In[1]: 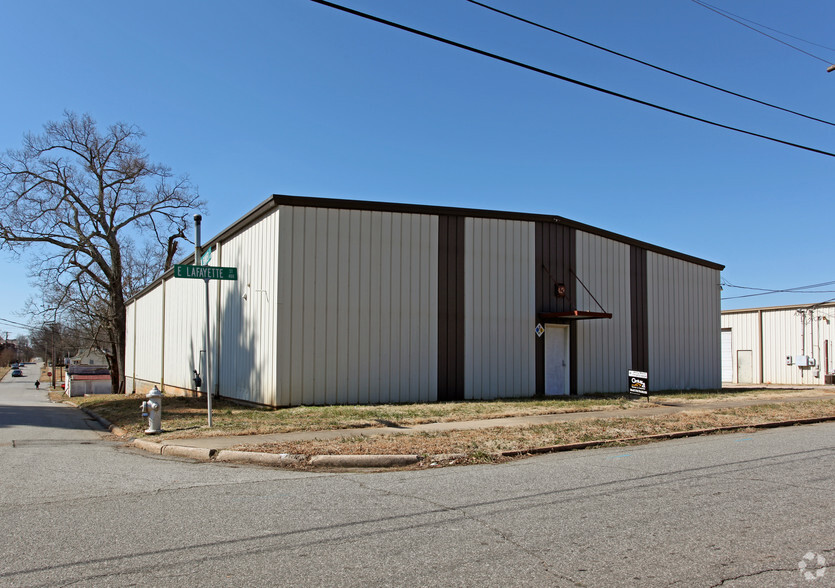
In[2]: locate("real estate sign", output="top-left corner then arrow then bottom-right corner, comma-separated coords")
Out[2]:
628,370 -> 649,396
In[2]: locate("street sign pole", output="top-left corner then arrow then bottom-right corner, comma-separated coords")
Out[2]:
178,217 -> 238,427
194,214 -> 212,427
205,275 -> 211,424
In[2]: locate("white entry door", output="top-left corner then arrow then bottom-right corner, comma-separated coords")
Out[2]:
545,325 -> 569,395
737,350 -> 753,384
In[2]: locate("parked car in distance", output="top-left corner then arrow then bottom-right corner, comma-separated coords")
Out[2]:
11,369 -> 23,377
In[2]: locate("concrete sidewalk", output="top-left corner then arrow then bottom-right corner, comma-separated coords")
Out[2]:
151,390 -> 835,451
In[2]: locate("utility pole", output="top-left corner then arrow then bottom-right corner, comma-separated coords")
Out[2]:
49,323 -> 57,389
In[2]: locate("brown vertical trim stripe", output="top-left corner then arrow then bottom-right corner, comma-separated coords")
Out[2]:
535,221 -> 577,395
437,215 -> 466,401
630,246 -> 649,373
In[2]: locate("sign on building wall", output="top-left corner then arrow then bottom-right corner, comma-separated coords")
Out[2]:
628,370 -> 649,397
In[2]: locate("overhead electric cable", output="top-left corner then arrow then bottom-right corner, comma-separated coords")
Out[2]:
0,317 -> 37,329
308,0 -> 835,159
722,278 -> 835,292
692,0 -> 835,53
466,0 -> 835,128
722,291 -> 835,301
690,0 -> 833,65
720,278 -> 835,300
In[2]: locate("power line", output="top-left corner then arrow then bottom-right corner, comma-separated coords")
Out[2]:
466,0 -> 835,128
690,0 -> 833,65
722,291 -> 835,301
693,0 -> 835,54
308,0 -> 835,159
0,317 -> 37,329
721,278 -> 835,300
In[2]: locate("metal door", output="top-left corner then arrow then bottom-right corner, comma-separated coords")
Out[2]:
545,325 -> 569,395
737,350 -> 753,384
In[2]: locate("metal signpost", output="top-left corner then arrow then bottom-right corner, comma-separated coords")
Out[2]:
173,215 -> 238,427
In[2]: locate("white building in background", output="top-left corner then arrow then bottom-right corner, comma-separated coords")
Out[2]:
125,195 -> 724,407
721,303 -> 835,385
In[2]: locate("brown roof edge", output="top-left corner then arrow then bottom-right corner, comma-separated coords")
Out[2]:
272,194 -> 724,271
126,193 -> 724,305
125,196 -> 281,304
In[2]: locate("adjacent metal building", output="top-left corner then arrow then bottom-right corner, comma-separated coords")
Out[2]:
721,303 -> 835,385
125,195 -> 724,406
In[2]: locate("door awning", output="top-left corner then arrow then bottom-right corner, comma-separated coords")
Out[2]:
538,310 -> 613,322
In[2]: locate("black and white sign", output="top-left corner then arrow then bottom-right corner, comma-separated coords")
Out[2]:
628,370 -> 649,396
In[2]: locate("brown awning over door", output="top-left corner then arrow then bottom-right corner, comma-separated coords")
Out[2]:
538,310 -> 612,322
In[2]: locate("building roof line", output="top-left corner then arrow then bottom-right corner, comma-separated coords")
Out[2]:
127,194 -> 724,305
270,195 -> 724,270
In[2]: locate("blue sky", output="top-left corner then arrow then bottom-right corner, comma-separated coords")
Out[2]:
2,0 -> 835,338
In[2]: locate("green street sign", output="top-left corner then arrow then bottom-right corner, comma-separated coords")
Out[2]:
174,264 -> 238,281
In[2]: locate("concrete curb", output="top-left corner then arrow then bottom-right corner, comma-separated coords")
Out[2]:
133,438 -> 163,455
215,450 -> 305,466
309,454 -> 422,468
74,405 -> 128,437
161,445 -> 216,461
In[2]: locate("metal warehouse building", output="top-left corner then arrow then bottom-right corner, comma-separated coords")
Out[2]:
125,195 -> 724,406
721,303 -> 835,385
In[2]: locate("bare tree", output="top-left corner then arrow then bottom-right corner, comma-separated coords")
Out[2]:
1,112 -> 204,393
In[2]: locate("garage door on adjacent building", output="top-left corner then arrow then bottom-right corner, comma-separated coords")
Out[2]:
721,329 -> 732,382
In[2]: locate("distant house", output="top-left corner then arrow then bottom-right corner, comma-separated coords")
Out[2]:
65,365 -> 111,397
69,348 -> 108,367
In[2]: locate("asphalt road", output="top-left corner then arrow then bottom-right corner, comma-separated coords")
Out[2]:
0,368 -> 832,587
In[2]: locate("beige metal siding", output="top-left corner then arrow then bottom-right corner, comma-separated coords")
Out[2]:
276,206 -> 438,406
719,311 -> 760,383
723,305 -> 835,385
125,300 -> 136,391
575,232 -> 632,393
217,208 -> 280,405
647,253 -> 721,390
762,309 -> 811,384
132,282 -> 164,385
464,218 -> 536,399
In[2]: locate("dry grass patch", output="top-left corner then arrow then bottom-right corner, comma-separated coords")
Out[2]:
232,400 -> 835,462
67,393 -> 649,439
63,388 -> 834,443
